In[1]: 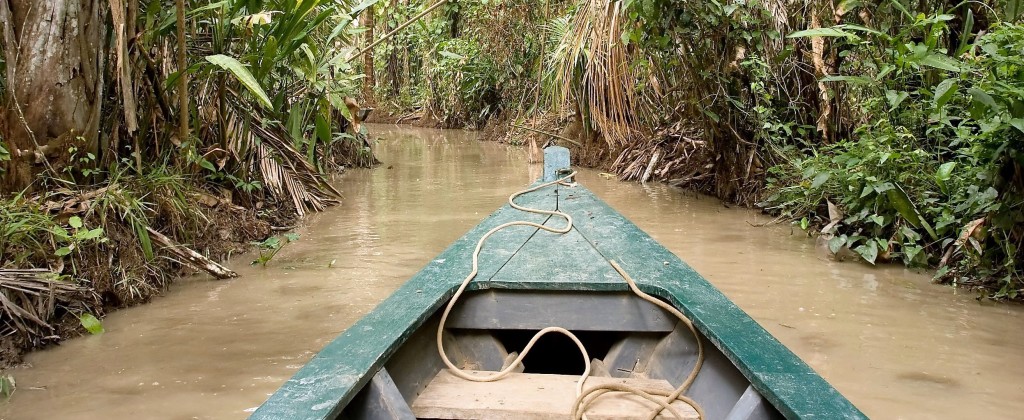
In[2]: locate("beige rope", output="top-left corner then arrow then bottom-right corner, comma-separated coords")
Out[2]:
435,174 -> 706,419
577,260 -> 707,420
435,172 -> 590,394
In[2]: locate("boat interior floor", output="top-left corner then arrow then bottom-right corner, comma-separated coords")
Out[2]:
341,291 -> 782,420
412,369 -> 698,419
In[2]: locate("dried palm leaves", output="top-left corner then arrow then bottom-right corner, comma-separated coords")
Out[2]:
545,0 -> 644,148
0,269 -> 99,346
222,105 -> 341,216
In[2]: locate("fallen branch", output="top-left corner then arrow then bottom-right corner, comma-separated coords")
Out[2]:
145,227 -> 238,279
641,149 -> 661,183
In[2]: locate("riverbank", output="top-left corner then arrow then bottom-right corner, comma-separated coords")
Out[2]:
3,125 -> 1023,419
0,172 -> 305,367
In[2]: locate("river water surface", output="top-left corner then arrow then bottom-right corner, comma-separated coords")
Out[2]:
3,125 -> 1023,419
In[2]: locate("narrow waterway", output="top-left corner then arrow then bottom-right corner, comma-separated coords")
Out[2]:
3,125 -> 1023,419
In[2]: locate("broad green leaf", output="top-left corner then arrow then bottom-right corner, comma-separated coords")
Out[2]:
79,313 -> 105,335
968,88 -> 998,110
69,216 -> 83,229
315,113 -> 332,145
820,75 -> 872,84
886,184 -> 923,227
828,236 -> 845,254
1010,119 -> 1024,134
439,50 -> 467,60
873,182 -> 895,194
788,27 -> 858,40
854,241 -> 878,264
888,0 -> 913,18
261,237 -> 281,250
903,245 -> 924,265
0,374 -> 14,399
259,36 -> 279,79
936,162 -> 956,194
327,16 -> 353,43
876,64 -> 896,80
860,185 -> 874,198
955,10 -> 975,56
810,172 -> 831,189
886,90 -> 910,111
55,246 -> 72,257
933,78 -> 958,109
351,0 -> 380,14
702,109 -> 720,122
836,24 -> 887,38
76,228 -> 104,241
918,53 -> 963,72
199,158 -> 217,172
876,238 -> 889,250
205,54 -> 273,110
886,184 -> 938,240
869,214 -> 885,226
879,152 -> 893,165
299,44 -> 318,80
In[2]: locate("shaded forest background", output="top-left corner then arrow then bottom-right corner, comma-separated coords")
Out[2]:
0,0 -> 1022,365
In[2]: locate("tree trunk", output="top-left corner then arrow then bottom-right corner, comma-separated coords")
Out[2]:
0,0 -> 106,191
175,0 -> 188,146
360,5 -> 375,103
386,0 -> 400,95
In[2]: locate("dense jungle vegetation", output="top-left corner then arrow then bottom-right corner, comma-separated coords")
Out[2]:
356,0 -> 1023,300
0,0 -> 1022,367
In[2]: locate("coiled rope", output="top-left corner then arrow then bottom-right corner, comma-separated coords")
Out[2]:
435,173 -> 706,419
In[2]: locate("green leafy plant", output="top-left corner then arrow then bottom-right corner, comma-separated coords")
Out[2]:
764,14 -> 1023,297
53,216 -> 106,257
0,196 -> 63,267
426,38 -> 501,128
251,233 -> 300,267
0,140 -> 9,170
65,143 -> 101,179
78,313 -> 105,335
0,374 -> 14,400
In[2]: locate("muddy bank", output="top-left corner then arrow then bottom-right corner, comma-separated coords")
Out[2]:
0,180 -> 292,366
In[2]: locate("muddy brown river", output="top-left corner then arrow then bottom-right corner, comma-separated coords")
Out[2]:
2,125 -> 1023,419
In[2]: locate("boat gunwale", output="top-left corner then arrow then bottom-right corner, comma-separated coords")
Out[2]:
251,184 -> 866,420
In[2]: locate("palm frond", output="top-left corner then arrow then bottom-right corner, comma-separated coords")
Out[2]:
544,0 -> 644,147
223,104 -> 341,216
0,269 -> 99,346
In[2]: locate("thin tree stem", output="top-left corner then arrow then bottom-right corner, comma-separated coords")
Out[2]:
176,0 -> 189,145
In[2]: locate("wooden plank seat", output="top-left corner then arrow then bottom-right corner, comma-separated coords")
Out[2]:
411,370 -> 699,420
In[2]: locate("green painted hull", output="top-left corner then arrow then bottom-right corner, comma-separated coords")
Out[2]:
252,183 -> 866,419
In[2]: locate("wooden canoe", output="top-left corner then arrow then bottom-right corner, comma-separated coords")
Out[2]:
252,149 -> 866,420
